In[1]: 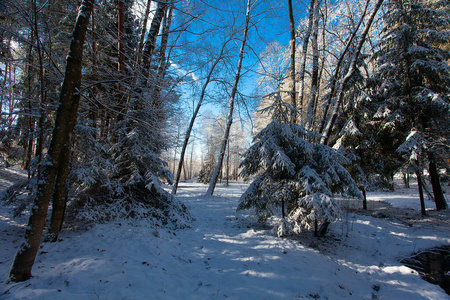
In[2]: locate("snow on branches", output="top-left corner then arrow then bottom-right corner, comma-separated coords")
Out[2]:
238,98 -> 361,237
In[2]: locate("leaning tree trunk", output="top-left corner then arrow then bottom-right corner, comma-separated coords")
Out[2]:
320,0 -> 384,145
9,0 -> 94,282
316,0 -> 384,236
152,2 -> 173,108
172,42 -> 228,194
47,141 -> 73,242
205,0 -> 252,197
318,0 -> 370,135
140,0 -> 167,87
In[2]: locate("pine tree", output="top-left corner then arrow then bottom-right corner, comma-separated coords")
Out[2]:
372,0 -> 450,209
238,96 -> 361,236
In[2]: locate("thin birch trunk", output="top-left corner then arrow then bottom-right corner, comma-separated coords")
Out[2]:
172,42 -> 228,194
298,0 -> 316,125
205,0 -> 252,197
304,0 -> 320,129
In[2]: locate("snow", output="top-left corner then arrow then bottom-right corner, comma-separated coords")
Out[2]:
0,169 -> 449,299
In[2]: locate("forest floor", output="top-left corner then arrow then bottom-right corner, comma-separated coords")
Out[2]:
0,166 -> 449,299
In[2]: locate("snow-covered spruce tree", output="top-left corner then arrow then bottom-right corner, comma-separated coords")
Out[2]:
92,92 -> 192,227
238,96 -> 361,236
372,0 -> 450,209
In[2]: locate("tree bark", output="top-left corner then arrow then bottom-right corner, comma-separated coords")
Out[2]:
205,0 -> 252,197
415,170 -> 426,216
9,0 -> 94,282
151,2 -> 173,121
47,141 -> 72,242
288,0 -> 296,122
298,0 -> 316,125
428,153 -> 448,210
140,0 -> 167,86
116,0 -> 126,122
304,0 -> 320,129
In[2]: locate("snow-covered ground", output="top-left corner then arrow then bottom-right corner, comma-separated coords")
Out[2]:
0,168 -> 449,299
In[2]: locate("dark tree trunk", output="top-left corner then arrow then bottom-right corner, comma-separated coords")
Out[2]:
140,0 -> 167,85
360,186 -> 367,210
47,141 -> 73,242
116,0 -> 126,122
415,170 -> 426,216
9,0 -> 94,282
288,0 -> 296,122
152,3 -> 173,109
428,154 -> 447,210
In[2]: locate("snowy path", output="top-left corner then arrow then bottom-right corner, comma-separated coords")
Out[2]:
0,181 -> 449,299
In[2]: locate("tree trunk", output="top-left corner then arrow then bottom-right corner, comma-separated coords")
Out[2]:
116,0 -> 126,122
320,0 -> 384,145
205,0 -> 252,197
288,0 -> 296,122
140,0 -> 167,86
47,140 -> 73,242
318,0 -> 371,135
360,186 -> 367,210
298,0 -> 316,124
9,0 -> 94,282
428,153 -> 448,210
152,3 -> 173,113
304,0 -> 320,129
415,170 -> 426,216
172,42 -> 228,194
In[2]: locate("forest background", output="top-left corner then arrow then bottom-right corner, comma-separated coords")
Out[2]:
0,0 -> 449,283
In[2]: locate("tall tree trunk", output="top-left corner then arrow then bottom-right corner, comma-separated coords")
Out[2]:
47,141 -> 72,241
428,153 -> 448,210
135,0 -> 152,68
288,0 -> 296,122
298,0 -> 316,125
320,0 -> 384,145
415,169 -> 426,216
140,0 -> 167,87
116,0 -> 126,122
206,0 -> 252,197
318,0 -> 371,135
33,0 -> 47,181
304,0 -> 320,129
151,3 -> 173,121
9,0 -> 94,282
172,42 -> 228,194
